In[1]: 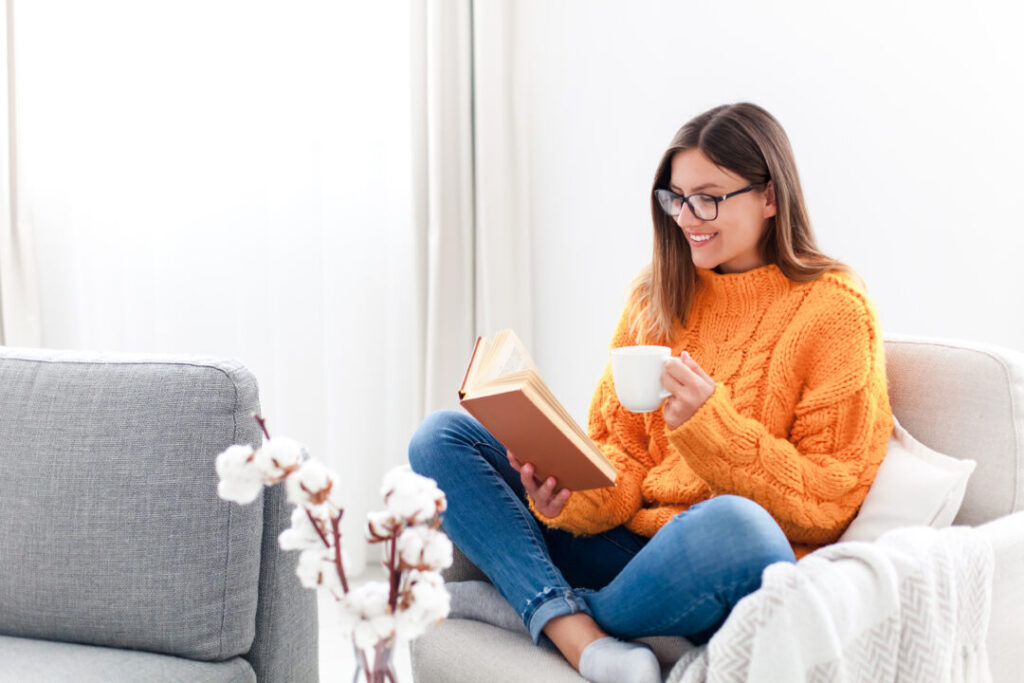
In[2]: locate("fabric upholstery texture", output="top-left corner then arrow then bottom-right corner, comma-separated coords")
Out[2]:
0,349 -> 262,661
0,635 -> 256,683
248,481 -> 319,683
884,337 -> 1024,525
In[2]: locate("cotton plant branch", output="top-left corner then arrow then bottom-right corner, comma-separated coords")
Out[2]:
215,414 -> 452,682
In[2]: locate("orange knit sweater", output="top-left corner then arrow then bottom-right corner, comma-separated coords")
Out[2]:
530,263 -> 893,558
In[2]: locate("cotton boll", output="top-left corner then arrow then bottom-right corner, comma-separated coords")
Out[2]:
279,506 -> 326,551
407,570 -> 449,620
215,444 -> 266,503
217,475 -> 264,504
285,460 -> 339,507
255,437 -> 308,481
381,467 -> 447,524
215,444 -> 256,478
396,527 -> 425,566
394,603 -> 428,641
353,621 -> 382,649
295,548 -> 344,599
397,527 -> 453,570
366,510 -> 402,541
370,613 -> 397,641
421,529 -> 453,570
295,549 -> 322,589
379,464 -> 414,494
340,581 -> 395,647
395,570 -> 449,641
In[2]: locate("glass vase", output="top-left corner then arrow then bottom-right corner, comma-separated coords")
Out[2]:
352,638 -> 397,683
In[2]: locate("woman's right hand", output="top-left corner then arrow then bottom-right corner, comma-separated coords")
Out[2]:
507,450 -> 572,518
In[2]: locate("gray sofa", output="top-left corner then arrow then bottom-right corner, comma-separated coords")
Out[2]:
412,335 -> 1024,682
0,348 -> 318,682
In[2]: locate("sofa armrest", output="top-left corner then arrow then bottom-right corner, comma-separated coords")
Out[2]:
247,479 -> 319,682
978,511 -> 1024,682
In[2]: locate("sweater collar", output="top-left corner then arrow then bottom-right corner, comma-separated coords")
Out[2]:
694,263 -> 792,309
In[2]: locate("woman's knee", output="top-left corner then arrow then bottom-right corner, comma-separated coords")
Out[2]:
407,409 -> 478,475
704,495 -> 796,566
670,495 -> 794,567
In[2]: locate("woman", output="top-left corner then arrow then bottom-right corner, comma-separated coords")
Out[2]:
409,102 -> 893,683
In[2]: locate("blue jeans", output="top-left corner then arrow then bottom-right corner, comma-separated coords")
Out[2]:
408,410 -> 796,645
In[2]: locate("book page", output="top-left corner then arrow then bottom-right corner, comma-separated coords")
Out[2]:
475,329 -> 536,387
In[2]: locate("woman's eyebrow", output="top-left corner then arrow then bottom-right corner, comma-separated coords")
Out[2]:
670,181 -> 721,194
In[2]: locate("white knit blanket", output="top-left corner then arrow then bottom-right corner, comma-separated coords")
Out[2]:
667,526 -> 994,683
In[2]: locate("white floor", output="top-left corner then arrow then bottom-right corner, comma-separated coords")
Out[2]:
318,566 -> 414,682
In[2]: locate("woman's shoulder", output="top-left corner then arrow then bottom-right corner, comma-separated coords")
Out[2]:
786,269 -> 885,371
797,268 -> 877,321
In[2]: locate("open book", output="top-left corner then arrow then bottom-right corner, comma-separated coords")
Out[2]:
458,330 -> 617,491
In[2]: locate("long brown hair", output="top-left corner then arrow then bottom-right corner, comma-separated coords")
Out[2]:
628,102 -> 858,344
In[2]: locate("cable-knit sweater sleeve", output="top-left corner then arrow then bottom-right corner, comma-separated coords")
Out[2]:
665,277 -> 893,546
528,308 -> 655,536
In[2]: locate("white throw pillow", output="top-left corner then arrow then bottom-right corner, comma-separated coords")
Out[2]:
838,416 -> 976,543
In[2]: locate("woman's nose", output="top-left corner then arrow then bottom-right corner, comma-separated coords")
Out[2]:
674,201 -> 700,228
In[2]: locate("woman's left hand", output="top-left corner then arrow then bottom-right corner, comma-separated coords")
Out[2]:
661,351 -> 716,430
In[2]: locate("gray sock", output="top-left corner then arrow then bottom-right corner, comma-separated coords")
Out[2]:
578,636 -> 661,683
446,580 -> 529,635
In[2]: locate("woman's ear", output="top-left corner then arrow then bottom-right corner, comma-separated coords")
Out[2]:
762,180 -> 777,219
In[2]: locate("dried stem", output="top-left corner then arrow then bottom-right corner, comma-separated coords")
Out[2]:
331,512 -> 349,594
252,413 -> 272,441
374,641 -> 385,681
305,508 -> 330,549
387,529 -> 400,610
357,647 -> 372,680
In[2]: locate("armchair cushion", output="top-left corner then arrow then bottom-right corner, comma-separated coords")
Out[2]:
0,350 -> 263,661
0,635 -> 256,683
884,336 -> 1024,525
839,415 -> 976,542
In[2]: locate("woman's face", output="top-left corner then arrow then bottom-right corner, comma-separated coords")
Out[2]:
668,148 -> 776,274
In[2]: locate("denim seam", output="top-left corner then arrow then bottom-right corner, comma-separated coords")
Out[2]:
644,572 -> 751,635
645,593 -> 719,635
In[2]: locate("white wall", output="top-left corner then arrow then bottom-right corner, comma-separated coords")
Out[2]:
512,0 -> 1024,425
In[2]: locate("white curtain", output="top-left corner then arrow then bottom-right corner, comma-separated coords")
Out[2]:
10,0 -> 532,573
0,0 -> 39,347
416,0 -> 476,415
472,0 -> 533,348
416,0 -> 534,413
14,1 -> 425,573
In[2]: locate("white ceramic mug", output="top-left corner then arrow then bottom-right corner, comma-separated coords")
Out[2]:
610,345 -> 673,413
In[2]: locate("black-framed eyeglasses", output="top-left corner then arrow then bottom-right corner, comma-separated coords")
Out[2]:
654,183 -> 764,221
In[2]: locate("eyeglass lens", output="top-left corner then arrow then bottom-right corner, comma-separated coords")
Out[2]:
656,190 -> 717,220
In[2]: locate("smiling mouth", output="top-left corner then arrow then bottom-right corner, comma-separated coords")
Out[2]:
687,232 -> 718,245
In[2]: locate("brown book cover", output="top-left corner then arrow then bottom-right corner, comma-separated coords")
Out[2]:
458,331 -> 617,491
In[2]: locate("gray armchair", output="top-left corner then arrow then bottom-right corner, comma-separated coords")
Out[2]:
412,335 -> 1024,682
0,348 -> 318,682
